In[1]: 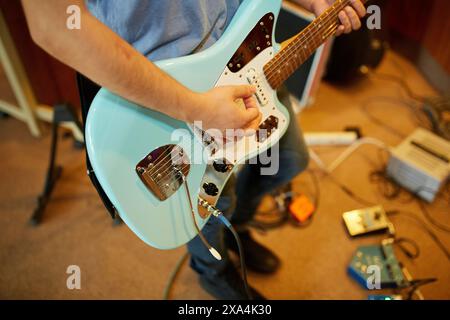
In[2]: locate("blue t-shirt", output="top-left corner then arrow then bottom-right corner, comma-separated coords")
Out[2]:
86,0 -> 242,61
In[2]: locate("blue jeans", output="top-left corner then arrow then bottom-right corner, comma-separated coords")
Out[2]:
187,87 -> 310,279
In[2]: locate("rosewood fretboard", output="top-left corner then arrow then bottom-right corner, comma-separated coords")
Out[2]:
264,0 -> 359,89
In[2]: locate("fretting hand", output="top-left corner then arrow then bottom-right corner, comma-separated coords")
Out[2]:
309,0 -> 366,35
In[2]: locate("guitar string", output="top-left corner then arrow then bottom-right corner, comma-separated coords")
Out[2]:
152,154 -> 189,182
149,22 -> 340,185
265,16 -> 339,84
152,131 -> 249,182
148,135 -> 211,179
155,164 -> 190,191
148,146 -> 184,179
267,22 -> 339,87
147,128 -> 209,179
264,0 -> 350,83
152,141 -> 220,184
146,0 -> 350,182
266,20 -> 340,88
152,2 -> 345,178
265,0 -> 350,86
144,146 -> 175,177
148,128 -> 218,179
265,0 -> 349,86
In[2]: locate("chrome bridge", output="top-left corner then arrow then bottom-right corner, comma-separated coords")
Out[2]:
135,145 -> 190,201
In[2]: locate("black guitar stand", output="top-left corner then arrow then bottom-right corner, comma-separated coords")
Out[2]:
29,103 -> 84,225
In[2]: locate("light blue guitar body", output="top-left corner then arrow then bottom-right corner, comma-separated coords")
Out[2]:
86,0 -> 289,250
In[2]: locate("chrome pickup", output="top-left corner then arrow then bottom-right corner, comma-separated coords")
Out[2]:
256,116 -> 279,142
246,68 -> 268,106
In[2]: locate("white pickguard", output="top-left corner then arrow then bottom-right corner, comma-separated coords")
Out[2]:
191,46 -> 289,166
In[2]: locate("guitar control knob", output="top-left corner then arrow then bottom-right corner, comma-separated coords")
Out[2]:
213,160 -> 230,173
203,182 -> 219,196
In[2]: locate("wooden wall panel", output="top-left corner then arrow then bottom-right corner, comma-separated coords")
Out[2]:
0,0 -> 80,108
422,0 -> 450,73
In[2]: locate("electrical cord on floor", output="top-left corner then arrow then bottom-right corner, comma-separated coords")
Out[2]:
163,212 -> 253,300
404,278 -> 438,300
309,136 -> 450,262
386,210 -> 450,261
163,251 -> 190,300
307,139 -> 391,207
360,96 -> 425,139
392,237 -> 420,260
370,165 -> 450,234
250,170 -> 320,230
327,174 -> 376,207
363,70 -> 450,140
417,200 -> 450,234
367,71 -> 428,103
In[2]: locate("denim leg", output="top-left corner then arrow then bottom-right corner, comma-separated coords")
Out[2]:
231,86 -> 310,225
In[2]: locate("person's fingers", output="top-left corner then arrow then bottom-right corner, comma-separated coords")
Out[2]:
345,6 -> 361,30
243,112 -> 262,136
336,25 -> 345,36
314,2 -> 328,16
338,11 -> 352,34
232,85 -> 256,99
243,96 -> 257,109
350,0 -> 366,18
241,107 -> 260,124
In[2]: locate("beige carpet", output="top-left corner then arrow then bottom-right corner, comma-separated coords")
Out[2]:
0,51 -> 449,300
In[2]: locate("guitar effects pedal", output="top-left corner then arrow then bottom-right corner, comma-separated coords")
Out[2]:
343,205 -> 393,237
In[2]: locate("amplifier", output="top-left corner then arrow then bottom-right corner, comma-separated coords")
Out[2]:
387,128 -> 450,202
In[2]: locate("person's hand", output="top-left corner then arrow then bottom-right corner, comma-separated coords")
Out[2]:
196,85 -> 262,141
311,0 -> 366,35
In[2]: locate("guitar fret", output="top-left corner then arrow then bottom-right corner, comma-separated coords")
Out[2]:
264,0 -> 352,89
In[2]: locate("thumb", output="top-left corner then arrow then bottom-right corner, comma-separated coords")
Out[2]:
232,85 -> 256,99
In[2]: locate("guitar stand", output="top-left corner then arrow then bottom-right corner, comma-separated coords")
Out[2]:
30,103 -> 84,225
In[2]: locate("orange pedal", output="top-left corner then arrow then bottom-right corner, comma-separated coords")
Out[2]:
288,194 -> 315,223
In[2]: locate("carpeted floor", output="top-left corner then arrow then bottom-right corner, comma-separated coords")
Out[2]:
0,51 -> 449,300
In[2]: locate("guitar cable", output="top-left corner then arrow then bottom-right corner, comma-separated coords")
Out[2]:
178,169 -> 252,299
178,170 -> 222,261
215,212 -> 253,300
162,208 -> 253,301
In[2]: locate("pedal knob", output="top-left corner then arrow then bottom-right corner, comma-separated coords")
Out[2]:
203,182 -> 219,196
213,160 -> 230,173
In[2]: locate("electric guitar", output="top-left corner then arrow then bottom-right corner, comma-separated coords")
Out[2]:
86,0 -> 356,250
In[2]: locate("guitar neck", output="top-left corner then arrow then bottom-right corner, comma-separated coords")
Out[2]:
264,0 -> 355,89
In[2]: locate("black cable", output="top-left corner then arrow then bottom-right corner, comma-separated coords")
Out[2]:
386,210 -> 450,261
249,211 -> 289,230
369,72 -> 428,103
308,169 -> 320,213
405,278 -> 438,300
368,160 -> 450,232
250,170 -> 321,230
216,214 -> 252,300
369,169 -> 404,201
163,251 -> 190,300
393,237 -> 420,260
327,174 -> 375,207
361,70 -> 439,138
361,96 -> 419,139
417,200 -> 450,234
